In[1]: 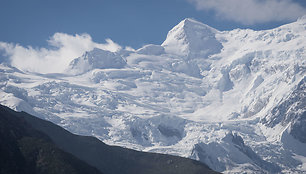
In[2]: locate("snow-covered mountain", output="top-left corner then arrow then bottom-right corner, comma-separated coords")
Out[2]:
0,17 -> 305,173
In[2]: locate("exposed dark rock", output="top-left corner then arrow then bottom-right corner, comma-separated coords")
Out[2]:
226,132 -> 281,173
261,77 -> 306,143
158,124 -> 182,138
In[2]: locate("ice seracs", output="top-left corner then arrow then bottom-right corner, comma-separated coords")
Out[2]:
161,18 -> 223,59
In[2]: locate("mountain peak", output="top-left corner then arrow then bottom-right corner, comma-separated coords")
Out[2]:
67,48 -> 126,74
181,18 -> 217,31
161,18 -> 222,59
181,18 -> 202,26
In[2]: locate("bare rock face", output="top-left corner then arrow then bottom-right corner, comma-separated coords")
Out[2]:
262,77 -> 306,143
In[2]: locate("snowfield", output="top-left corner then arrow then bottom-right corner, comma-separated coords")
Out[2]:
0,17 -> 305,173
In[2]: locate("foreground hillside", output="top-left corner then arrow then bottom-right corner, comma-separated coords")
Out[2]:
0,104 -> 218,174
0,105 -> 102,174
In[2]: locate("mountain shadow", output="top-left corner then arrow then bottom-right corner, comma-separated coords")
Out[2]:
0,105 -> 102,174
0,104 -> 219,174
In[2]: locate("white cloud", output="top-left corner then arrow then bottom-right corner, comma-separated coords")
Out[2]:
187,0 -> 306,25
0,33 -> 122,74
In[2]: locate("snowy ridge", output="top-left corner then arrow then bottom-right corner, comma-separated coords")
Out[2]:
67,48 -> 126,74
0,18 -> 305,173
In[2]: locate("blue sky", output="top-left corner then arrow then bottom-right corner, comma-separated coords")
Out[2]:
1,0 -> 306,49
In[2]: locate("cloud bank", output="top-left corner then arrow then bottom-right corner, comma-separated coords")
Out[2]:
187,0 -> 306,25
0,33 -> 122,74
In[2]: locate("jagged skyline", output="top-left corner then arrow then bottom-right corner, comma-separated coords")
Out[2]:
0,0 -> 305,49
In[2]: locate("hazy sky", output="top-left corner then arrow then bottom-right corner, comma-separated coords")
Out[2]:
1,0 -> 305,49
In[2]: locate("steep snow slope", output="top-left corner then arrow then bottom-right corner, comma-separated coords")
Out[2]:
162,18 -> 223,58
0,17 -> 305,173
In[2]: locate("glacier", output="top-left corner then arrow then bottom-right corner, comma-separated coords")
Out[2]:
0,17 -> 305,173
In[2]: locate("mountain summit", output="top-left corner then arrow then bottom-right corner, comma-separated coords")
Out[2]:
162,18 -> 223,58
